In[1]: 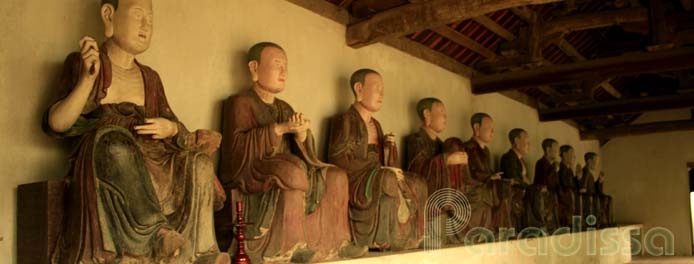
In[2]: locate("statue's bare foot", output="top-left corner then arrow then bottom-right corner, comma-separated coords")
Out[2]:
156,228 -> 186,258
338,240 -> 368,258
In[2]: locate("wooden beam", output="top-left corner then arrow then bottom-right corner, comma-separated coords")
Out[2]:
473,15 -> 516,41
649,0 -> 671,44
596,79 -> 622,99
543,7 -> 648,36
539,93 -> 694,121
346,0 -> 564,48
284,0 -> 353,24
555,37 -> 586,60
433,26 -> 499,59
339,0 -> 355,8
581,120 -> 694,140
381,37 -> 475,77
554,38 -> 623,99
471,47 -> 694,94
529,11 -> 544,62
510,6 -> 533,21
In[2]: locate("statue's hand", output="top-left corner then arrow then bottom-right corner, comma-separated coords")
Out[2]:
287,113 -> 310,142
134,118 -> 179,139
446,151 -> 468,165
384,167 -> 405,181
193,130 -> 222,155
78,36 -> 101,83
490,172 -> 503,181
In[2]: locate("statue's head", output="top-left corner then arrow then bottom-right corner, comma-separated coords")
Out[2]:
247,42 -> 288,94
542,138 -> 559,160
350,69 -> 383,113
471,113 -> 494,143
101,0 -> 153,55
584,152 -> 599,169
508,128 -> 529,156
560,145 -> 575,165
417,98 -> 446,133
443,137 -> 465,154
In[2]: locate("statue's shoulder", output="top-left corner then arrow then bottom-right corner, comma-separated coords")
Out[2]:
461,138 -> 476,149
225,90 -> 255,106
273,97 -> 293,111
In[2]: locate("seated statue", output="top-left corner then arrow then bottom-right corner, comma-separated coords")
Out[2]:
405,98 -> 468,245
558,145 -> 580,228
499,128 -> 531,234
462,113 -> 505,240
44,0 -> 228,263
328,69 -> 428,250
218,42 -> 367,263
528,139 -> 561,233
580,152 -> 613,228
406,98 -> 468,195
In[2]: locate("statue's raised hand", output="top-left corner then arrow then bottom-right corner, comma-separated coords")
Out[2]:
79,36 -> 101,82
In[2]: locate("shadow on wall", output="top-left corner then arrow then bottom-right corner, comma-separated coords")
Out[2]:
320,75 -> 353,160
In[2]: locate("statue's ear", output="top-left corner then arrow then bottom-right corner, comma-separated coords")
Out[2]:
423,109 -> 432,125
248,60 -> 259,82
354,82 -> 363,102
473,123 -> 480,135
101,4 -> 116,38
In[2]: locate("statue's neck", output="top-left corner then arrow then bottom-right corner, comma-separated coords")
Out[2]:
253,83 -> 276,104
473,136 -> 487,149
105,40 -> 136,70
512,148 -> 523,159
544,154 -> 555,163
354,103 -> 373,124
562,160 -> 572,167
421,125 -> 438,140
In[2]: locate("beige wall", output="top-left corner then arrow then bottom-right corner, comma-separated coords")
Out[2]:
602,108 -> 694,256
0,0 -> 599,262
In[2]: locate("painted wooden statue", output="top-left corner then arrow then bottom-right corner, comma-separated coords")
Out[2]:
328,69 -> 428,250
499,128 -> 531,233
405,98 -> 468,245
529,139 -> 561,233
218,42 -> 367,263
44,0 -> 229,263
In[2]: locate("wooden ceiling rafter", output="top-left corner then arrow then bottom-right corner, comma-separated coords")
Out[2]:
291,0 -> 694,140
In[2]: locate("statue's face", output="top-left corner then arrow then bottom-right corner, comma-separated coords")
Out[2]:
513,131 -> 529,155
562,148 -> 576,165
427,102 -> 447,133
589,156 -> 600,169
547,142 -> 560,161
476,117 -> 495,143
356,73 -> 384,113
254,47 -> 288,94
107,0 -> 154,55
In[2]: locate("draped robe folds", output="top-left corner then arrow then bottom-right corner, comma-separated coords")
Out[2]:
45,51 -> 227,264
406,130 -> 468,245
528,158 -> 560,232
558,163 -> 578,227
499,150 -> 529,233
461,138 -> 502,238
218,89 -> 351,263
406,129 -> 465,196
328,106 -> 428,250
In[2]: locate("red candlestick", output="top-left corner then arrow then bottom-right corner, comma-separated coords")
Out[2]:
233,201 -> 251,264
